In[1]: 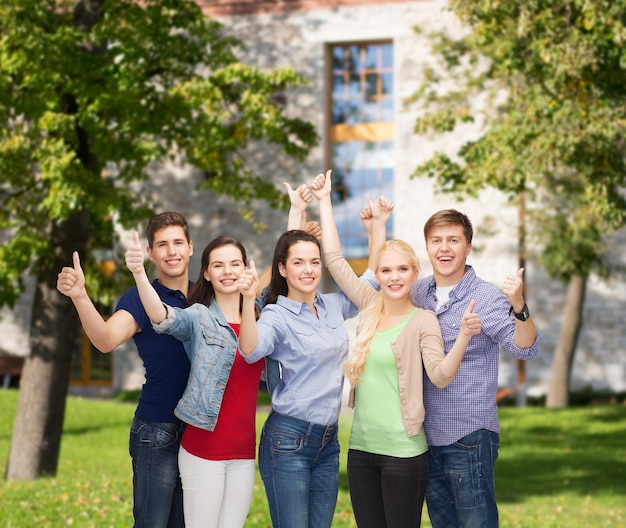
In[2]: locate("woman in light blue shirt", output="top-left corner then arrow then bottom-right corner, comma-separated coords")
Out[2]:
239,229 -> 358,528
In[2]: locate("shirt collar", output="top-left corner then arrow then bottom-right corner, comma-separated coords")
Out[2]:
152,278 -> 190,302
276,294 -> 321,316
448,265 -> 476,300
427,265 -> 476,301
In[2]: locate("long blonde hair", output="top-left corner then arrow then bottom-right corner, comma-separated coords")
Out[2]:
344,239 -> 420,386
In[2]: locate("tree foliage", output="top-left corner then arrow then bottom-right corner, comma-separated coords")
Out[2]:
407,0 -> 626,407
0,0 -> 317,307
408,0 -> 626,280
1,0 -> 317,479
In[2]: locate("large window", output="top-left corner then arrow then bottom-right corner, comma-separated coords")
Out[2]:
328,41 -> 394,259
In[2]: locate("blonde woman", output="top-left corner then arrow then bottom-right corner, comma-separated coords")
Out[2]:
310,171 -> 481,528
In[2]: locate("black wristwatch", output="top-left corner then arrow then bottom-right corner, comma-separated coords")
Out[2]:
509,303 -> 530,321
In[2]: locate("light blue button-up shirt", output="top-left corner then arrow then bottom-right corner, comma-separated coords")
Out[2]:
241,292 -> 358,426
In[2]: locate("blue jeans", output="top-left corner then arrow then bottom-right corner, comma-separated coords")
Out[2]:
129,417 -> 186,528
259,411 -> 340,528
426,429 -> 500,528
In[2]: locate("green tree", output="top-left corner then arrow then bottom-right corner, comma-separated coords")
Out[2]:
407,0 -> 626,407
1,0 -> 316,479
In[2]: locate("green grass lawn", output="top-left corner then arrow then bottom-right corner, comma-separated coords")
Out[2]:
1,389 -> 625,527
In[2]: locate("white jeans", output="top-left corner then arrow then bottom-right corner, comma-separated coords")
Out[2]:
178,446 -> 256,528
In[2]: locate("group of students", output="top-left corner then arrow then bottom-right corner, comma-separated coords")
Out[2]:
57,170 -> 541,528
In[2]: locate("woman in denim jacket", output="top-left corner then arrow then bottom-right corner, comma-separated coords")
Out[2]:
124,184 -> 318,528
126,232 -> 263,528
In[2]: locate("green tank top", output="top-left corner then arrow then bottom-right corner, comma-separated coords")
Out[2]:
349,309 -> 428,457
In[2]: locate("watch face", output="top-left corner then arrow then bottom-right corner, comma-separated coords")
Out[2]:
517,305 -> 529,321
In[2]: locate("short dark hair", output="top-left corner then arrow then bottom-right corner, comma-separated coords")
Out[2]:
146,212 -> 190,248
423,209 -> 473,244
266,230 -> 321,306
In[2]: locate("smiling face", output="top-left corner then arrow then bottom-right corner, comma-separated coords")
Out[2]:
375,248 -> 419,302
146,225 -> 193,279
278,240 -> 322,303
203,244 -> 245,296
426,224 -> 472,286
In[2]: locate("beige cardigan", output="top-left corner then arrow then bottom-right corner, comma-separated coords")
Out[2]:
325,250 -> 454,437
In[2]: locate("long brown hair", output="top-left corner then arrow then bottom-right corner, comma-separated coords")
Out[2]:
265,230 -> 321,306
187,236 -> 248,308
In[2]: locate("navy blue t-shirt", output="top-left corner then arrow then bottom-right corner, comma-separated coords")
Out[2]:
116,279 -> 192,423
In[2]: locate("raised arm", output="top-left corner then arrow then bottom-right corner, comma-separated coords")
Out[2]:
255,182 -> 315,296
502,268 -> 538,348
125,230 -> 168,324
309,170 -> 380,309
284,181 -> 313,231
309,169 -> 340,254
238,260 -> 259,355
57,251 -> 138,352
309,169 -> 393,271
361,195 -> 394,270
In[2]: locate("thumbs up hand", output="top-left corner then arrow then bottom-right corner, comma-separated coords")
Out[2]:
125,231 -> 146,276
460,299 -> 481,337
284,182 -> 313,212
57,251 -> 86,299
238,260 -> 259,300
309,169 -> 332,201
502,267 -> 525,311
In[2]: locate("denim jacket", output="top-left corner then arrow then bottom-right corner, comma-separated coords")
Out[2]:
153,299 -> 262,431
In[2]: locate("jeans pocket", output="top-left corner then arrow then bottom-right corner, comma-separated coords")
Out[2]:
446,448 -> 482,508
268,430 -> 304,455
133,419 -> 180,449
153,426 -> 179,449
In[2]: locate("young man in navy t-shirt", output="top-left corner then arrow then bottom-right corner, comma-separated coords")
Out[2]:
57,212 -> 193,528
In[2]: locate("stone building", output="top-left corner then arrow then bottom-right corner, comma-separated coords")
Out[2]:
2,0 -> 625,399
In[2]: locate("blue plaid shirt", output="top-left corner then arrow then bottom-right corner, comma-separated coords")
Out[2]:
412,265 -> 540,445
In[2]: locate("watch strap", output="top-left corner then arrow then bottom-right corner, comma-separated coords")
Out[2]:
509,303 -> 530,321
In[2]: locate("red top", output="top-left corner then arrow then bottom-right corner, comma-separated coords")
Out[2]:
180,323 -> 263,460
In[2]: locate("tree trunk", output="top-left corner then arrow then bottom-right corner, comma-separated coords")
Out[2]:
6,211 -> 91,479
545,273 -> 587,408
6,1 -> 103,479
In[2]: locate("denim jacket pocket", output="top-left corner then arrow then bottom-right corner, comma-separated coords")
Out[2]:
179,327 -> 235,422
188,328 -> 230,373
